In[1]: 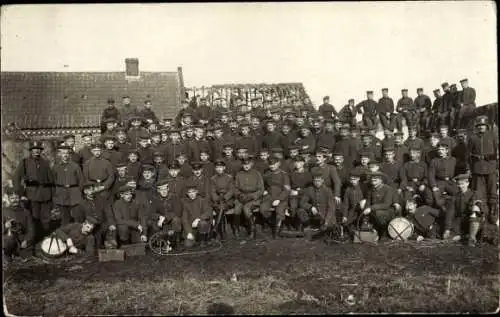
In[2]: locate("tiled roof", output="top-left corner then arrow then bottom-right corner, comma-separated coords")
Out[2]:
1,71 -> 181,129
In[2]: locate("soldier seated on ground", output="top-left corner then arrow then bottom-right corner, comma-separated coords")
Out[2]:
53,216 -> 99,256
298,169 -> 338,238
3,188 -> 35,261
109,185 -> 148,247
404,199 -> 440,241
210,160 -> 235,235
181,183 -> 212,248
341,170 -> 364,232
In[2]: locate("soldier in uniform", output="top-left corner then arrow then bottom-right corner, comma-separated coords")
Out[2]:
428,142 -> 457,209
318,96 -> 336,119
449,84 -> 461,131
100,118 -> 119,143
152,151 -> 169,181
451,129 -> 470,175
288,156 -> 312,230
404,125 -> 425,150
236,121 -> 260,157
356,91 -> 379,130
457,78 -> 476,130
468,116 -> 498,218
148,180 -> 183,247
126,149 -> 142,181
338,98 -> 357,128
127,116 -> 149,148
438,124 -> 456,149
443,174 -> 486,246
185,162 -> 211,199
111,163 -> 134,200
380,146 -> 400,188
298,168 -> 338,234
396,89 -> 417,132
423,132 -> 441,166
115,128 -> 132,161
211,160 -> 236,231
234,158 -> 265,239
341,169 -> 365,230
399,147 -> 431,206
312,151 -> 342,204
82,143 -> 116,211
440,83 -> 453,128
181,183 -> 212,247
140,99 -> 160,126
3,188 -> 35,260
53,217 -> 99,255
119,95 -> 140,128
377,88 -> 396,131
414,88 -> 432,133
102,136 -> 122,167
200,150 -> 215,178
62,134 -> 82,165
164,129 -> 187,165
404,198 -> 440,241
333,124 -> 358,168
52,145 -> 84,226
260,157 -> 290,237
109,185 -> 148,246
101,98 -> 121,133
262,120 -> 283,150
14,141 -> 54,238
296,125 -> 316,155
77,133 -> 94,166
137,133 -> 154,166
358,133 -> 382,163
316,119 -> 336,153
431,88 -> 444,131
187,124 -> 211,162
361,171 -> 396,239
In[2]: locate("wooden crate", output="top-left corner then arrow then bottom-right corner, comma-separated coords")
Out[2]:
98,249 -> 125,262
121,243 -> 146,257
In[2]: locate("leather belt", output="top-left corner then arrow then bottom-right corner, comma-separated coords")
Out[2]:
25,180 -> 52,187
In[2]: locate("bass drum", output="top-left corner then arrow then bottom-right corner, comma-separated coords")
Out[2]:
388,217 -> 414,241
39,234 -> 68,258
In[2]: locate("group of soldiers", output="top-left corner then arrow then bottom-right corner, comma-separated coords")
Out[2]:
2,78 -> 498,261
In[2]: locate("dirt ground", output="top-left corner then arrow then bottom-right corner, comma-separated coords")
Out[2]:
3,235 -> 499,315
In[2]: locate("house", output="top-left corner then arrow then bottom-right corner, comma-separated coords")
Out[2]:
1,58 -> 185,147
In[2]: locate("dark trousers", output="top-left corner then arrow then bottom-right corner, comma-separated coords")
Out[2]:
396,111 -> 419,131
56,204 -> 79,226
260,197 -> 288,222
379,113 -> 397,131
472,173 -> 498,202
362,113 -> 379,130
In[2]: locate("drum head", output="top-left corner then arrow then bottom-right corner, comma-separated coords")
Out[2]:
40,235 -> 67,257
388,217 -> 414,241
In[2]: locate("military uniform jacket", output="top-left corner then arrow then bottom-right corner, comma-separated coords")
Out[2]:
116,142 -> 133,161
342,185 -> 364,219
356,99 -> 378,116
468,131 -> 497,174
432,96 -> 445,113
187,138 -> 211,161
2,205 -> 35,243
460,87 -> 476,106
235,168 -> 265,199
102,106 -> 120,122
397,97 -> 415,112
428,156 -> 456,187
224,157 -> 241,177
399,161 -> 428,188
151,193 -> 181,221
262,131 -> 283,150
380,162 -> 400,185
52,160 -> 84,206
254,159 -> 269,175
127,161 -> 142,181
316,131 -> 336,152
83,157 -> 115,190
450,189 -> 482,219
138,146 -> 154,165
408,205 -> 440,233
377,97 -> 395,114
210,137 -> 227,160
140,108 -> 159,124
102,149 -> 123,167
73,197 -> 106,225
313,164 -> 342,197
441,92 -> 453,113
77,146 -> 94,166
338,104 -> 357,123
296,134 -> 316,154
236,135 -> 260,156
423,146 -> 439,166
299,185 -> 336,219
318,103 -> 336,118
181,196 -> 212,234
414,95 -> 432,112
290,170 -> 312,193
211,173 -> 234,202
394,144 -> 410,165
186,175 -> 211,198
111,175 -> 132,199
201,161 -> 215,178
127,127 -> 149,147
195,105 -> 213,122
14,156 -> 54,201
164,141 -> 188,164
451,141 -> 470,173
110,199 -> 146,229
366,184 -> 394,211
155,163 -> 170,182
165,175 -> 186,198
404,137 -> 425,150
333,137 -> 359,168
263,169 -> 290,201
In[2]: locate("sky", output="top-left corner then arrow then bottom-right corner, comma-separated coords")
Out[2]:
1,2 -> 497,109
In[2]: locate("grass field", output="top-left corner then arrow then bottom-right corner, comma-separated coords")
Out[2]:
3,236 -> 499,315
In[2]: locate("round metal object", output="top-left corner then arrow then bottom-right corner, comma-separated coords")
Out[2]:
40,235 -> 68,258
388,217 -> 414,241
148,231 -> 173,256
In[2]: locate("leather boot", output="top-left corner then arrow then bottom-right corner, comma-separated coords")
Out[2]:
200,233 -> 208,247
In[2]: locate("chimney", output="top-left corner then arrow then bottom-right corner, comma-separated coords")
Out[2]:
125,58 -> 139,77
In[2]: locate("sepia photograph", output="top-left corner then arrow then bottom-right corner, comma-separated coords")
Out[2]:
1,2 -> 498,315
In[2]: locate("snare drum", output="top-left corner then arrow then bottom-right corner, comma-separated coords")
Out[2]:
40,234 -> 68,258
388,217 -> 414,241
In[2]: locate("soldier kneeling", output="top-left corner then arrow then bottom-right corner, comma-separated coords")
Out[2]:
148,179 -> 183,247
3,188 -> 35,262
181,183 -> 212,247
53,216 -> 99,256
